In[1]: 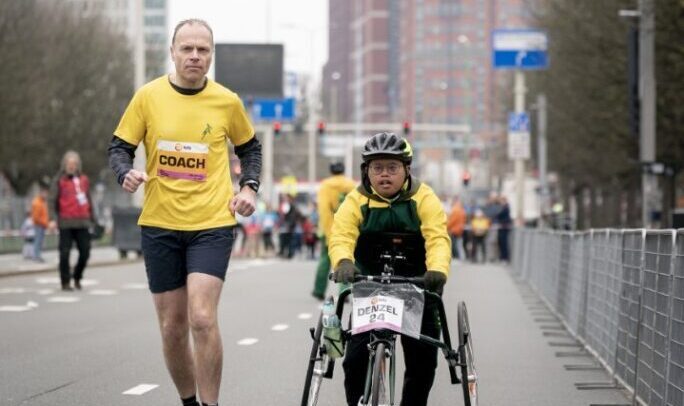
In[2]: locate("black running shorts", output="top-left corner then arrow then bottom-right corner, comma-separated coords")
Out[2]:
140,225 -> 236,293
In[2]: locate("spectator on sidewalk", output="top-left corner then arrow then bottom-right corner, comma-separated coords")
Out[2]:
31,181 -> 50,262
446,196 -> 467,260
496,196 -> 512,263
49,151 -> 94,291
470,209 -> 490,263
20,211 -> 35,260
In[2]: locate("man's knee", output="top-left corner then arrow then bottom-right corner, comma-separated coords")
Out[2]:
160,317 -> 189,344
188,307 -> 217,334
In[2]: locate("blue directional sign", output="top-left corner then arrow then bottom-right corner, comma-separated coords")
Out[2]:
251,98 -> 296,122
508,112 -> 530,132
493,29 -> 548,70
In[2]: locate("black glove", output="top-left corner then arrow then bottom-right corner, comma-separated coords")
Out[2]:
424,271 -> 447,295
332,259 -> 359,283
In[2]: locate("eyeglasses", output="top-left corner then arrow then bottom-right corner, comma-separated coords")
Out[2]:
369,163 -> 402,175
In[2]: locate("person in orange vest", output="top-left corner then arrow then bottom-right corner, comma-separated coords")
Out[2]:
30,181 -> 50,262
446,196 -> 467,260
470,208 -> 491,263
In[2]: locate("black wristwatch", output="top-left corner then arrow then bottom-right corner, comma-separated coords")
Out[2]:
242,179 -> 259,193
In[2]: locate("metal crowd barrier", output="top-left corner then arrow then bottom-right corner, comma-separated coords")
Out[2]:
512,228 -> 684,406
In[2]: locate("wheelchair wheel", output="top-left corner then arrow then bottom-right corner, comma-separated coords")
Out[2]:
458,301 -> 478,406
301,313 -> 332,406
369,342 -> 388,406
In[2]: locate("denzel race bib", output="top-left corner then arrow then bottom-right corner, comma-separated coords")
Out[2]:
351,295 -> 405,335
156,140 -> 209,181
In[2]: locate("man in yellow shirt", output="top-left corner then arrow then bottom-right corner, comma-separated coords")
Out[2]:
108,19 -> 261,406
329,132 -> 451,406
311,162 -> 355,300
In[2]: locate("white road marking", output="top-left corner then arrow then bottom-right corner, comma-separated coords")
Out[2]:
79,279 -> 99,287
297,313 -> 313,320
237,338 -> 259,346
46,296 -> 81,303
27,301 -> 39,308
271,324 -> 289,331
0,287 -> 27,294
121,283 -> 147,290
36,289 -> 54,295
122,384 -> 159,395
88,289 -> 118,296
0,305 -> 33,312
36,277 -> 61,285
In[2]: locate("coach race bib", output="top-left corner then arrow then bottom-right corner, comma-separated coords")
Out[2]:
156,140 -> 208,181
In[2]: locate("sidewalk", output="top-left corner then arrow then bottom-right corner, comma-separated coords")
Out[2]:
0,246 -> 141,278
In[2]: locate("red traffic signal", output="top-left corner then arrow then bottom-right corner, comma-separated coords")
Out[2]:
403,121 -> 411,136
462,170 -> 471,187
317,121 -> 326,135
273,121 -> 282,136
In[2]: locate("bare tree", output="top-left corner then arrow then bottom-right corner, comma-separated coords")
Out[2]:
0,0 -> 133,194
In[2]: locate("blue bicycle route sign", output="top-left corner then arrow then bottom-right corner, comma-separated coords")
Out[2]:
251,97 -> 296,122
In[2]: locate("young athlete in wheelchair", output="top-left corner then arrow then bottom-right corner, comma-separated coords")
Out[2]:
328,132 -> 451,406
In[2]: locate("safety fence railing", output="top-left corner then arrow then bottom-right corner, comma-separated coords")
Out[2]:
512,228 -> 683,406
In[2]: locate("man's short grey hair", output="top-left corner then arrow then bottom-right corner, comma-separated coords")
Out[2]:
172,18 -> 214,46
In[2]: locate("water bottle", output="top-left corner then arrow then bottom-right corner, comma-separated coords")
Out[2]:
322,297 -> 344,358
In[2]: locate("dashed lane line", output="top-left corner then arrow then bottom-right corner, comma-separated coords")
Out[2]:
237,338 -> 259,346
122,384 -> 159,395
46,296 -> 81,303
271,323 -> 289,331
297,313 -> 313,320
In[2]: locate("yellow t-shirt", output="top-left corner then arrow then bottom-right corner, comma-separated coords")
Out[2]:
114,76 -> 254,230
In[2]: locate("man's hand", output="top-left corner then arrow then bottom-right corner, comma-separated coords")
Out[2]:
332,259 -> 359,283
229,187 -> 257,216
122,169 -> 148,193
424,270 -> 447,295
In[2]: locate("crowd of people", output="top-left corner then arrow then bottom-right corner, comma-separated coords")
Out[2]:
446,192 -> 512,264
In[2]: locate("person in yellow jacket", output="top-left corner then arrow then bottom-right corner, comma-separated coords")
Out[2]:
311,162 -> 355,300
329,132 -> 451,406
470,208 -> 491,263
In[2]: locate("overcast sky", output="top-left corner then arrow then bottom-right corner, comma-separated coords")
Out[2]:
169,0 -> 329,80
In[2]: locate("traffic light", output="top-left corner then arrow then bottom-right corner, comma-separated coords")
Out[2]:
462,170 -> 471,187
403,121 -> 411,136
273,121 -> 282,137
317,121 -> 326,136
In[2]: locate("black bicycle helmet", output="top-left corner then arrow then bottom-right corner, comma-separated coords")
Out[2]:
361,132 -> 413,164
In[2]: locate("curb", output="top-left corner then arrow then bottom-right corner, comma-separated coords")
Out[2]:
0,258 -> 143,278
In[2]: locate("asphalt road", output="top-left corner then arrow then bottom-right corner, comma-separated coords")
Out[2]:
0,257 -> 632,405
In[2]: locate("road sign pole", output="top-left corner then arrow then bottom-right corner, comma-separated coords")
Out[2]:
514,70 -> 526,226
263,126 -> 274,206
537,93 -> 548,228
639,0 -> 656,228
308,121 -> 316,184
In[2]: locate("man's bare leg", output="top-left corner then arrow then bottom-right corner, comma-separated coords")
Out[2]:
187,273 -> 224,404
153,286 -> 197,399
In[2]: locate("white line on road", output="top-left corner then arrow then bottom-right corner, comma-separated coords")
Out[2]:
237,338 -> 259,346
121,283 -> 148,290
46,296 -> 81,303
0,305 -> 32,312
35,277 -> 61,284
0,287 -> 27,294
271,324 -> 289,331
88,289 -> 118,296
122,384 -> 159,395
297,313 -> 313,320
36,289 -> 54,295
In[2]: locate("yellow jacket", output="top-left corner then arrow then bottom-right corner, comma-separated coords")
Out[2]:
317,174 -> 356,238
329,180 -> 451,277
